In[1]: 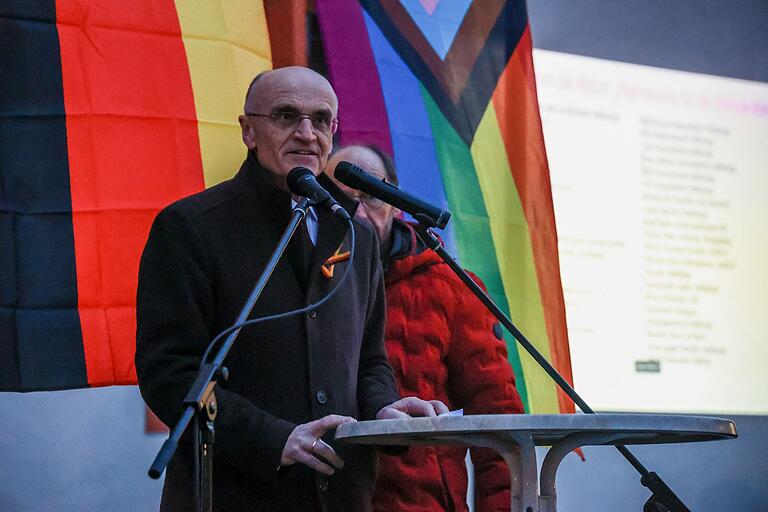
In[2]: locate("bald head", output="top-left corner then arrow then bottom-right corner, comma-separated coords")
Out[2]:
238,66 -> 338,187
244,67 -> 337,115
327,145 -> 400,249
328,145 -> 398,185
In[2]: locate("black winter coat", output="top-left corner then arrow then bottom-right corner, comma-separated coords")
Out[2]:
135,152 -> 400,511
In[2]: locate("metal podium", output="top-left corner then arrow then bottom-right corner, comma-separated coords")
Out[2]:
336,414 -> 737,512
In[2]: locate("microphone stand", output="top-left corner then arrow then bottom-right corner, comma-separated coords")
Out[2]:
412,222 -> 690,512
148,198 -> 312,512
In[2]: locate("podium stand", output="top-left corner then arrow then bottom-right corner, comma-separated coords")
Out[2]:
336,414 -> 737,512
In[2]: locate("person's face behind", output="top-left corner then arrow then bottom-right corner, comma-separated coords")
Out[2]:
239,68 -> 337,189
328,147 -> 399,247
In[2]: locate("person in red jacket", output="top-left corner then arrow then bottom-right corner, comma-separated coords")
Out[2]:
327,145 -> 525,512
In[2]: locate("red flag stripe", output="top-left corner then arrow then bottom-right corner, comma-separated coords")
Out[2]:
56,0 -> 205,385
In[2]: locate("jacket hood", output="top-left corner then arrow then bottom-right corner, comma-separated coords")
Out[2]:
385,220 -> 443,286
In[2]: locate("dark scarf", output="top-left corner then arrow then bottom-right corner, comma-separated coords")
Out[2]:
383,218 -> 428,273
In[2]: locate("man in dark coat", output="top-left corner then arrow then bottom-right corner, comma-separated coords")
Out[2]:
135,67 -> 446,511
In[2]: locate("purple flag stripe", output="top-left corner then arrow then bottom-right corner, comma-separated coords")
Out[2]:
316,0 -> 393,154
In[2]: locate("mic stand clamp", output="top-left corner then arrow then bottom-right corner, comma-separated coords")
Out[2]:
184,364 -> 228,512
642,472 -> 687,512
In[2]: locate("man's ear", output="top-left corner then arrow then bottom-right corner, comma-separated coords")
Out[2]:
238,115 -> 257,149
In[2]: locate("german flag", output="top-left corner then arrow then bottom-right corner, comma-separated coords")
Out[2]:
0,1 -> 274,391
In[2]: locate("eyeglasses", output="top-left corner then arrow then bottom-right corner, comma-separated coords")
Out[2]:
350,192 -> 386,210
245,110 -> 338,135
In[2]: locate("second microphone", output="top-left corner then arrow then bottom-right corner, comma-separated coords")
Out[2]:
333,161 -> 451,230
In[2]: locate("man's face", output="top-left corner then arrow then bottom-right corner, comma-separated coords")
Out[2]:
327,146 -> 399,246
239,68 -> 337,188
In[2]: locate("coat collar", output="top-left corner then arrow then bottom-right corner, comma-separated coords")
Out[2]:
234,151 -> 359,290
235,151 -> 359,219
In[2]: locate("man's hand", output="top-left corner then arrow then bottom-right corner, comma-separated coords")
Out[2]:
280,414 -> 356,475
376,397 -> 449,420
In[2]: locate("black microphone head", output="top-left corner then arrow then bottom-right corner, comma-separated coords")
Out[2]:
333,161 -> 364,186
286,166 -> 350,220
286,167 -> 315,196
334,160 -> 451,229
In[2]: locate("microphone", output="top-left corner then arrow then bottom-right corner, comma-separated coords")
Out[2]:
334,161 -> 451,229
287,167 -> 350,220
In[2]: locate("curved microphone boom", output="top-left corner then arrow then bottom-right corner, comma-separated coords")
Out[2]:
334,161 -> 451,229
287,167 -> 350,220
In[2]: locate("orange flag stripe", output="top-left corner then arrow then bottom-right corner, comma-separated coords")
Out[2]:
491,27 -> 575,413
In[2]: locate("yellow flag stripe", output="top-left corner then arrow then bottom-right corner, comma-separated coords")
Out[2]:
470,104 -> 560,413
175,0 -> 273,187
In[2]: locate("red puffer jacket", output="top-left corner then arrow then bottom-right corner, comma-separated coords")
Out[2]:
373,222 -> 525,512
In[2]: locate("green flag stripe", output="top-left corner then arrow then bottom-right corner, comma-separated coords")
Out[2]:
420,84 -> 530,412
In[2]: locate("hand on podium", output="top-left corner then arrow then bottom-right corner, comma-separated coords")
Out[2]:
280,414 -> 356,475
376,397 -> 449,419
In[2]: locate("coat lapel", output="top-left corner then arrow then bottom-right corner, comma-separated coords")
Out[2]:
234,153 -> 360,298
307,173 -> 359,291
309,208 -> 351,285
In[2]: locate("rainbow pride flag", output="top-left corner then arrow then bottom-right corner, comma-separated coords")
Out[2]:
0,1 -> 271,391
317,0 -> 574,413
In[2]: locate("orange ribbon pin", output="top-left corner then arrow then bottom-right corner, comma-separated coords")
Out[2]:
321,245 -> 351,278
